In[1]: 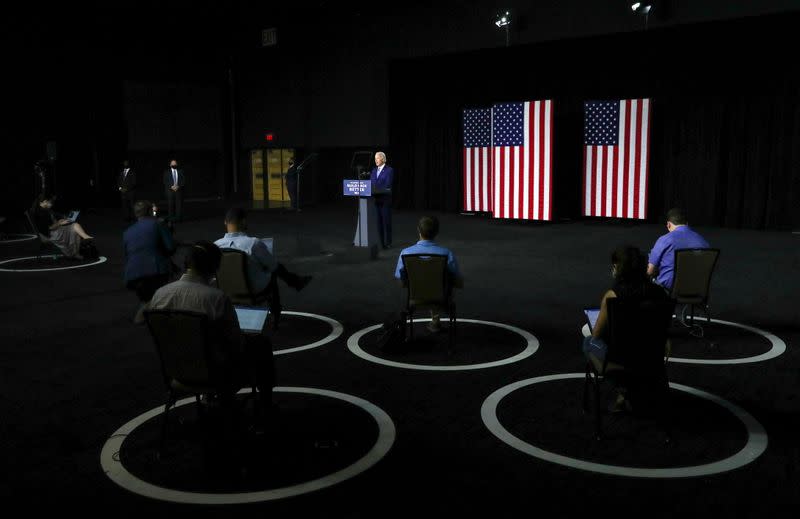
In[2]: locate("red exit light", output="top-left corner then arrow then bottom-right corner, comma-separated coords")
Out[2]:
265,133 -> 274,141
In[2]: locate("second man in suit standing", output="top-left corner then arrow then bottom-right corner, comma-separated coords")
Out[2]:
370,151 -> 394,249
117,160 -> 137,222
163,159 -> 185,222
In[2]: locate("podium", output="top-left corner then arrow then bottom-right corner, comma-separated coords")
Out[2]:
343,179 -> 378,259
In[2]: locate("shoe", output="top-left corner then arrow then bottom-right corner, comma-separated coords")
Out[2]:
133,304 -> 146,325
427,321 -> 442,333
608,393 -> 632,413
294,275 -> 313,291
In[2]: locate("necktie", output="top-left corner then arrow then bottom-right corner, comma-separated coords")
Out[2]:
172,169 -> 177,186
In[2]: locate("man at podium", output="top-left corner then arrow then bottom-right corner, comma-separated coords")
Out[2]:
370,151 -> 394,249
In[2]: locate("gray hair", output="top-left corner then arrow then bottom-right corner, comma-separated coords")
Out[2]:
375,151 -> 387,162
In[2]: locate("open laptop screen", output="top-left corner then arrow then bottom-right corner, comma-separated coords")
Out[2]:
235,306 -> 269,333
583,308 -> 600,332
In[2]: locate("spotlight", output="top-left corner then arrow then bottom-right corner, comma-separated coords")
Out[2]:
631,2 -> 652,14
494,10 -> 511,28
493,10 -> 512,46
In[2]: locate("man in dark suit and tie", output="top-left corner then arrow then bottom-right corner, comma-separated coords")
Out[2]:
369,151 -> 394,249
163,159 -> 185,222
117,160 -> 136,222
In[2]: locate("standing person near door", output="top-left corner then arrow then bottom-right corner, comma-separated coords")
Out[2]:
163,159 -> 185,222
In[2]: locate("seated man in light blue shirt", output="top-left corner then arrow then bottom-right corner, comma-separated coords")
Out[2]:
214,207 -> 312,297
395,215 -> 463,332
647,207 -> 710,290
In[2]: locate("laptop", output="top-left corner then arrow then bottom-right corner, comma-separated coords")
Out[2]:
65,210 -> 80,223
260,237 -> 274,255
234,305 -> 270,334
583,307 -> 600,333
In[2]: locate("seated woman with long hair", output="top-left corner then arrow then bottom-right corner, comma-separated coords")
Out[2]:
31,195 -> 93,259
582,245 -> 670,411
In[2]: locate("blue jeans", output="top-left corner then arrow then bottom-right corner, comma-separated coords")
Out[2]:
582,336 -> 608,361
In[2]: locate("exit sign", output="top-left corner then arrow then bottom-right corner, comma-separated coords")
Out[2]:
262,28 -> 277,47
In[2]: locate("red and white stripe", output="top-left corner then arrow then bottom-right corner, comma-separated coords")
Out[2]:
583,98 -> 650,219
463,146 -> 492,212
492,100 -> 553,221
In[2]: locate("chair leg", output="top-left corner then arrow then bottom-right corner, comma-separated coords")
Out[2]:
593,376 -> 603,440
159,391 -> 176,459
583,364 -> 591,413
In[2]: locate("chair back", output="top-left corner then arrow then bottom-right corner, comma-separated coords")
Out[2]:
670,248 -> 720,304
24,209 -> 49,242
217,248 -> 257,305
606,297 -> 674,378
144,309 -> 217,390
402,254 -> 449,307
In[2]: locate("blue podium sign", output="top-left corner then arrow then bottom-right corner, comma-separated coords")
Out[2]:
343,179 -> 371,197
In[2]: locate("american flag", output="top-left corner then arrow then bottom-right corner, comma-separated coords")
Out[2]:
492,100 -> 553,220
462,108 -> 492,213
582,99 -> 651,219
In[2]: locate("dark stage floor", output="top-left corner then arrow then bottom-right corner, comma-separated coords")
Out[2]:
1,201 -> 799,516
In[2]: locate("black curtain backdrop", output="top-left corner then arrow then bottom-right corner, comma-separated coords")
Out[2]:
388,13 -> 800,230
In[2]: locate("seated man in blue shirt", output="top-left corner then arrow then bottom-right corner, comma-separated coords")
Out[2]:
647,207 -> 710,290
395,215 -> 463,333
214,208 -> 312,304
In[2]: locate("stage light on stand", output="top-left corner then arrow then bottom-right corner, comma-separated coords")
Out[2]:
493,10 -> 512,46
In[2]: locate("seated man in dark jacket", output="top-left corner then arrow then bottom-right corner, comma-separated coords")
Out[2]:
124,200 -> 176,322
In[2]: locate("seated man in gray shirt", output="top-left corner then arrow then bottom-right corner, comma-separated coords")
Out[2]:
148,241 -> 274,417
214,207 -> 312,297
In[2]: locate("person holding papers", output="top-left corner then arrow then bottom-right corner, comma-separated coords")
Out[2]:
148,241 -> 274,419
31,194 -> 93,259
214,207 -> 312,308
581,245 -> 670,412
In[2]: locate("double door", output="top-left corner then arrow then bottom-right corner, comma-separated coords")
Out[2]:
250,148 -> 295,207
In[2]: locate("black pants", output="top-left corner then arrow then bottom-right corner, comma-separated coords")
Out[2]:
374,196 -> 392,247
121,191 -> 136,221
127,274 -> 170,302
166,190 -> 183,221
287,178 -> 298,209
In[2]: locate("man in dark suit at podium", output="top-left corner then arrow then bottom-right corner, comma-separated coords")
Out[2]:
117,160 -> 137,222
163,159 -> 185,222
369,151 -> 394,249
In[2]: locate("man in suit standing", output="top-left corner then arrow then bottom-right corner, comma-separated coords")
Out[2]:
369,151 -> 394,249
117,160 -> 136,222
163,159 -> 185,222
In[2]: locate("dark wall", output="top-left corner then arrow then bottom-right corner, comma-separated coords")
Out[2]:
388,13 -> 800,229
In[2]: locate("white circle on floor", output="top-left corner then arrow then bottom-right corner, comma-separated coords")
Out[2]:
0,254 -> 107,272
0,234 -> 37,244
482,373 -> 767,478
274,312 -> 344,355
100,386 -> 396,504
347,318 -> 539,371
580,317 -> 786,364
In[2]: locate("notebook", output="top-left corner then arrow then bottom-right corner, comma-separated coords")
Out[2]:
583,308 -> 600,332
235,306 -> 270,333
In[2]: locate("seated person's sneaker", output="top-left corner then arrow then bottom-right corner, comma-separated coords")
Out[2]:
427,319 -> 442,333
294,275 -> 312,291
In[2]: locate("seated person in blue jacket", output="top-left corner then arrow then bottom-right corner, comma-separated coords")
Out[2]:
31,194 -> 93,259
124,200 -> 176,322
647,207 -> 710,291
582,245 -> 670,411
394,215 -> 463,333
214,207 -> 312,302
